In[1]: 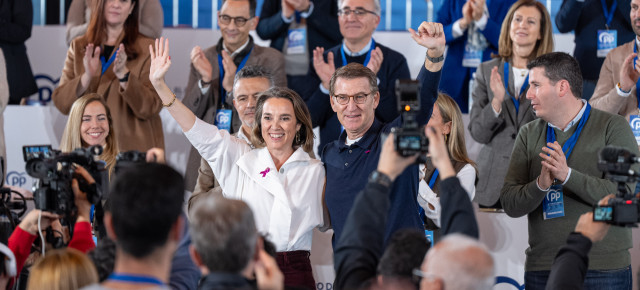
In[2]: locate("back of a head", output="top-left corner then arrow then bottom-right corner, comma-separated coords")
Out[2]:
108,163 -> 184,259
27,248 -> 98,290
189,196 -> 258,273
423,234 -> 494,290
527,52 -> 583,99
378,229 -> 429,278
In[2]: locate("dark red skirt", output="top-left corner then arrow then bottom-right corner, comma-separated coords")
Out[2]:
276,250 -> 316,290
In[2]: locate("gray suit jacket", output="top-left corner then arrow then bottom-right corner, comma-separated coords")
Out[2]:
589,40 -> 637,121
468,57 -> 535,206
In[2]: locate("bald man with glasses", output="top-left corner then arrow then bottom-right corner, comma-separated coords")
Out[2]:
182,0 -> 287,192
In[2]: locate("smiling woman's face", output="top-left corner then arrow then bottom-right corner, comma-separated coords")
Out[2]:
80,101 -> 109,147
260,98 -> 301,155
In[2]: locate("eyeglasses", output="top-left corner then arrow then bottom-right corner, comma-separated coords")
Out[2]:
333,93 -> 371,105
337,8 -> 378,18
218,14 -> 252,27
412,269 -> 438,284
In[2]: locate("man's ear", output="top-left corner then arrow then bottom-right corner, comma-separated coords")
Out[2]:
170,215 -> 185,243
250,16 -> 259,30
104,213 -> 117,241
189,245 -> 210,275
253,235 -> 264,262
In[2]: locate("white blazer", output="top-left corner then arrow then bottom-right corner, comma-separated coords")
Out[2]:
185,118 -> 325,252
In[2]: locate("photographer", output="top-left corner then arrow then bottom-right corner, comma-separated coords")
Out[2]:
334,124 -> 480,289
7,166 -> 96,280
546,195 -> 613,290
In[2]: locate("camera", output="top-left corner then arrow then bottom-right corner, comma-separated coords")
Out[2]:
393,79 -> 428,160
592,146 -> 640,226
23,145 -> 105,216
115,150 -> 148,174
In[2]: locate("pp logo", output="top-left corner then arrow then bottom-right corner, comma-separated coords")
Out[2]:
34,74 -> 60,104
547,188 -> 561,203
6,171 -> 27,187
216,111 -> 231,124
599,32 -> 615,44
631,118 -> 640,131
289,30 -> 304,42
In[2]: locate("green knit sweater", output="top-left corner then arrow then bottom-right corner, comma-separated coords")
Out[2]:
500,107 -> 637,271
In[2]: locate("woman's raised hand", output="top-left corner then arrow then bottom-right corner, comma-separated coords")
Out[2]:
113,43 -> 129,79
149,37 -> 172,88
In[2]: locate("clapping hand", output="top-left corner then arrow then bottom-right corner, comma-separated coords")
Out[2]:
312,47 -> 336,90
113,43 -> 129,80
366,47 -> 384,75
190,46 -> 213,84
619,53 -> 640,92
489,66 -> 506,113
220,50 -> 238,92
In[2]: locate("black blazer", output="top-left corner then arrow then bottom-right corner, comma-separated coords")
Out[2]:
0,0 -> 37,104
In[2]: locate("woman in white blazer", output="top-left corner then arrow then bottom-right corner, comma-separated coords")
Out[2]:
148,38 -> 323,290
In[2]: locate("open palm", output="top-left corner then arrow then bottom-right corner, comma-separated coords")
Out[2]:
149,37 -> 172,86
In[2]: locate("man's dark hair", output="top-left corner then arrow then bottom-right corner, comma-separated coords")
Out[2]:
377,229 -> 429,278
230,65 -> 276,99
108,163 -> 184,258
527,52 -> 583,99
88,237 -> 116,282
222,0 -> 257,17
189,196 -> 257,273
329,63 -> 379,96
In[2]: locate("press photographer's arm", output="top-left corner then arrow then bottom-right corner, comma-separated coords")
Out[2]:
6,166 -> 97,280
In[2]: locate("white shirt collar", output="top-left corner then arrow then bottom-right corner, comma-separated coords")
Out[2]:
223,38 -> 251,58
342,38 -> 373,57
548,99 -> 587,132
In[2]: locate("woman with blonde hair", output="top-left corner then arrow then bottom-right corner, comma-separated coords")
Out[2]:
27,248 -> 98,290
60,93 -> 119,175
419,93 -> 476,238
468,0 -> 554,208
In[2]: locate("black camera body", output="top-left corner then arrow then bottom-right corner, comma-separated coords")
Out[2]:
593,146 -> 640,227
393,79 -> 428,159
23,145 -> 105,216
115,150 -> 148,175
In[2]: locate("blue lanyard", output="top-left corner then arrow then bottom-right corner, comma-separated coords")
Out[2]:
108,273 -> 164,286
340,39 -> 375,67
503,62 -> 529,115
545,103 -> 591,160
634,44 -> 640,109
600,0 -> 617,29
418,169 -> 440,222
100,51 -> 118,76
217,48 -> 252,104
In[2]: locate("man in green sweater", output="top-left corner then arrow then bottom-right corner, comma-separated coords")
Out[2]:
500,52 -> 638,290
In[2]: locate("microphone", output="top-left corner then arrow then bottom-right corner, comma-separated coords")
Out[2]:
599,146 -> 640,164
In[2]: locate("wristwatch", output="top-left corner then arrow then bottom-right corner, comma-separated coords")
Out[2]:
118,71 -> 130,82
425,50 -> 444,63
368,170 -> 392,188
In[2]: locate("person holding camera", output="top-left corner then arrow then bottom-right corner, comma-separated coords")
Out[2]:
7,166 -> 96,284
419,93 -> 476,239
500,52 -> 638,290
149,38 -> 323,289
468,0 -> 554,208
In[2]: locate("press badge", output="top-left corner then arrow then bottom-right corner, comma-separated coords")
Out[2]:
286,28 -> 306,55
597,30 -> 617,58
462,43 -> 482,68
542,185 -> 565,220
630,115 -> 640,145
215,109 -> 232,131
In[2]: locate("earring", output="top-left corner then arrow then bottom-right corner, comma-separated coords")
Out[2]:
295,131 -> 301,144
444,134 -> 448,143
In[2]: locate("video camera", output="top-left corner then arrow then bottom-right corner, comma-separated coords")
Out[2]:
393,79 -> 428,163
23,145 -> 105,217
593,146 -> 640,227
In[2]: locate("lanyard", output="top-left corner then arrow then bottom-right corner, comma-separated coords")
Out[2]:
503,62 -> 529,115
601,0 -> 617,29
218,48 -> 252,104
418,169 -> 440,222
545,103 -> 591,160
634,43 -> 640,109
100,51 -> 118,76
108,273 -> 164,286
340,39 -> 375,67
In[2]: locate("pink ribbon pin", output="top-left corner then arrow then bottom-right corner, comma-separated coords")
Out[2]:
365,150 -> 370,154
260,167 -> 270,177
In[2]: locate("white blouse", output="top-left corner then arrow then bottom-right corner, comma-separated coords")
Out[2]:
184,118 -> 325,252
418,163 -> 476,228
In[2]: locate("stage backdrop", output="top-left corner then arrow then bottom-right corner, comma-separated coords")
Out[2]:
7,26 -> 637,290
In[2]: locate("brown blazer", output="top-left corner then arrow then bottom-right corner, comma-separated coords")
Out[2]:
52,35 -> 164,152
590,40 -> 638,121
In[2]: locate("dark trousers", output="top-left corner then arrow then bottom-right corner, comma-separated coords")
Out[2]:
276,251 -> 316,290
525,265 -> 631,290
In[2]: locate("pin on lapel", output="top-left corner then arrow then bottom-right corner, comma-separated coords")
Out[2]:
260,167 -> 270,177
